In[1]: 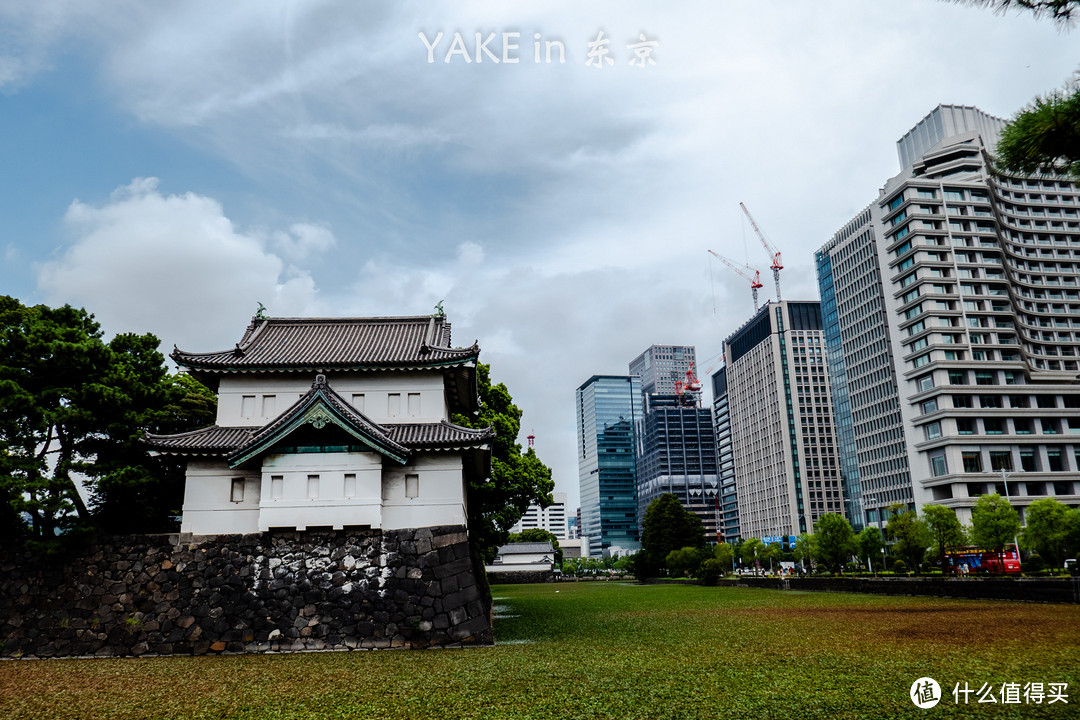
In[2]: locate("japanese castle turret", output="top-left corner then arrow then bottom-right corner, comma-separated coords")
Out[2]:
148,313 -> 493,536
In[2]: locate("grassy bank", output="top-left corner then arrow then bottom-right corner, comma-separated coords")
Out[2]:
1,582 -> 1078,719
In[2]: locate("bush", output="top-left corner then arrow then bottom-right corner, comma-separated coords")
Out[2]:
920,561 -> 933,574
697,558 -> 724,585
1022,554 -> 1046,574
893,560 -> 908,574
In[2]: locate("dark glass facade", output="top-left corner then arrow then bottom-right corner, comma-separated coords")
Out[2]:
815,250 -> 864,530
635,394 -> 719,543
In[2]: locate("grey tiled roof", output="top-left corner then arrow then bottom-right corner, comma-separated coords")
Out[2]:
145,426 -> 258,455
386,422 -> 495,449
145,377 -> 494,458
172,315 -> 478,372
496,542 -> 555,554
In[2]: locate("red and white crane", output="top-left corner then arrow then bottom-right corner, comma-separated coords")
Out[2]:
739,201 -> 783,302
708,249 -> 764,311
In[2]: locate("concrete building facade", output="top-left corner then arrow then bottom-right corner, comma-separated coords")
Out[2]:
509,491 -> 569,539
816,104 -> 1080,525
723,301 -> 845,539
629,345 -> 697,396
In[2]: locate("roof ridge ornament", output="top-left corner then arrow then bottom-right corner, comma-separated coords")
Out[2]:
255,301 -> 268,320
313,373 -> 328,388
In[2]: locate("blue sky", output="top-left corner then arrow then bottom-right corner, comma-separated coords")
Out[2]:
1,1 -> 1077,510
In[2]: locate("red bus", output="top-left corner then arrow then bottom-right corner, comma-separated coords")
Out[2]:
943,545 -> 1021,574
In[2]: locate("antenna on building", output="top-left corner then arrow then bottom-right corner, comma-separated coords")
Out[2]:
708,250 -> 764,310
527,430 -> 535,448
739,202 -> 784,302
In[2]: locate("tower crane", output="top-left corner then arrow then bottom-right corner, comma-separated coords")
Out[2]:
708,249 -> 764,310
739,201 -> 783,302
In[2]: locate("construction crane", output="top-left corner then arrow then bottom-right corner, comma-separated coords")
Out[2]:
708,249 -> 764,310
739,201 -> 783,302
673,362 -> 703,404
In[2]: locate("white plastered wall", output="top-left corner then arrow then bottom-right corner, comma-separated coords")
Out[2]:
215,372 -> 449,427
180,451 -> 467,534
180,459 -> 262,535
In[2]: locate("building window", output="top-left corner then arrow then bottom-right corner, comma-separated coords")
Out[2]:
924,422 -> 942,440
1047,448 -> 1064,472
261,395 -> 276,417
989,452 -> 1013,472
387,393 -> 401,417
917,374 -> 934,392
307,474 -> 320,499
983,418 -> 1004,434
949,371 -> 967,385
930,453 -> 948,477
1013,418 -> 1033,434
956,418 -> 975,435
952,395 -> 972,408
352,393 -> 366,412
241,395 -> 256,418
921,398 -> 938,414
271,475 -> 283,500
230,478 -> 245,503
344,473 -> 356,498
405,474 -> 419,499
407,392 -> 421,417
962,452 -> 982,473
1020,450 -> 1038,472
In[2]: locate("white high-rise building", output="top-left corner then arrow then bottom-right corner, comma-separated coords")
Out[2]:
509,492 -> 569,539
817,104 -> 1080,526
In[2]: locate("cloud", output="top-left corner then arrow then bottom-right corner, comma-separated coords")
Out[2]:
37,178 -> 324,351
271,222 -> 337,261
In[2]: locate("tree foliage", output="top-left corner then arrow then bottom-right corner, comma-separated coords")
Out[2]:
713,541 -> 734,570
995,80 -> 1080,179
452,363 -> 553,563
921,505 -> 965,570
943,0 -> 1080,25
0,297 -> 216,546
636,493 -> 704,579
666,546 -> 708,578
813,513 -> 856,573
793,533 -> 817,571
971,494 -> 1021,572
886,505 -> 932,575
855,526 -> 885,572
1020,498 -> 1075,568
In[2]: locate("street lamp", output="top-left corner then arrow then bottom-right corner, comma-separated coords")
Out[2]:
860,495 -> 886,573
987,468 -> 1022,561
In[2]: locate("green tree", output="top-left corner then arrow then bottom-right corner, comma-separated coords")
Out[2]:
856,526 -> 885,574
995,80 -> 1080,180
922,505 -> 966,571
666,546 -> 707,578
758,542 -> 781,573
1020,498 -> 1072,568
636,493 -> 704,579
793,533 -> 817,572
944,0 -> 1080,25
0,297 -> 218,544
507,528 -> 563,566
740,537 -> 764,573
886,505 -> 932,575
971,494 -> 1022,573
813,514 -> 856,574
713,541 -> 734,571
452,363 -> 554,563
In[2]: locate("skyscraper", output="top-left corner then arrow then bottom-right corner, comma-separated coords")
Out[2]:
722,301 -> 844,539
634,393 -> 720,542
629,345 -> 697,396
711,366 -> 740,542
576,375 -> 643,556
509,492 -> 569,539
817,104 -> 1080,525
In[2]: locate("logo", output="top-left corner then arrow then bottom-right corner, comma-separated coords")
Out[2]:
911,677 -> 941,709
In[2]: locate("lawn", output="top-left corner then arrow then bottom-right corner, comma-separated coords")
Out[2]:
1,582 -> 1078,719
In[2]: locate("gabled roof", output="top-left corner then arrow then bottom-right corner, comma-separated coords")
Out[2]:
496,542 -> 555,555
172,315 -> 479,374
145,376 -> 495,463
228,374 -> 411,467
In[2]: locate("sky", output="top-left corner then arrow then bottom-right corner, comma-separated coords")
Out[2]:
1,1 -> 1077,512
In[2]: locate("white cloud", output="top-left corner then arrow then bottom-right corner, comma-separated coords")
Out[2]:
37,178 -> 323,351
271,222 -> 337,261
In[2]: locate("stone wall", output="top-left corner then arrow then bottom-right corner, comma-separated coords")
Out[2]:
0,525 -> 492,659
